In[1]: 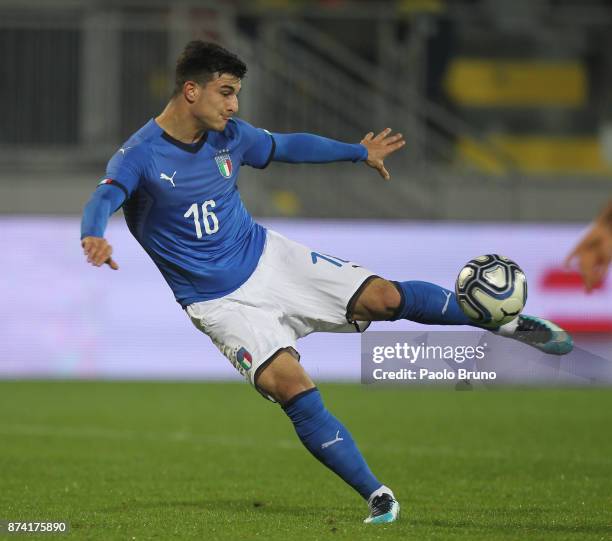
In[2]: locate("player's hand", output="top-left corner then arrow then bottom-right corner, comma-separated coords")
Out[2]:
81,236 -> 119,270
360,128 -> 406,180
564,221 -> 612,292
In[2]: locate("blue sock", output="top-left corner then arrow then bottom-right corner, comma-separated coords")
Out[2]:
393,280 -> 473,326
283,388 -> 382,501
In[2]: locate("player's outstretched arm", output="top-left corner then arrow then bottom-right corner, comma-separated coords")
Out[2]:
565,199 -> 612,291
80,184 -> 125,270
360,128 -> 406,180
268,129 -> 404,179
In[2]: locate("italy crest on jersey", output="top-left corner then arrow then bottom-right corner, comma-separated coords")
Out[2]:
214,151 -> 233,179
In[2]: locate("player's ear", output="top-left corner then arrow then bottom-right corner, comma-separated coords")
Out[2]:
184,81 -> 199,104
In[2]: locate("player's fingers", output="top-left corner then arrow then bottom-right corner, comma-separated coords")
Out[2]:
85,239 -> 103,259
94,254 -> 107,266
106,258 -> 119,270
385,133 -> 404,144
82,240 -> 95,257
374,128 -> 392,141
578,253 -> 597,291
89,243 -> 106,263
378,128 -> 393,140
93,246 -> 111,266
379,164 -> 390,180
588,259 -> 609,290
361,132 -> 374,143
100,247 -> 113,266
385,140 -> 406,154
591,267 -> 606,290
87,246 -> 101,264
583,268 -> 599,292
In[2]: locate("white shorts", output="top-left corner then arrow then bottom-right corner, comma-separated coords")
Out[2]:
186,229 -> 375,392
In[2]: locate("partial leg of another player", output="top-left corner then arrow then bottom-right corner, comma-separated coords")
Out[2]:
255,351 -> 399,524
352,278 -> 573,354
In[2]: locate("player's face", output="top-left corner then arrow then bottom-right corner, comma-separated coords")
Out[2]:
193,73 -> 241,131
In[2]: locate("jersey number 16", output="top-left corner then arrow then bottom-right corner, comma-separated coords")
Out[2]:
184,200 -> 219,238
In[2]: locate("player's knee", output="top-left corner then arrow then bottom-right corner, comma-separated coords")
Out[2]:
380,280 -> 402,313
255,350 -> 315,405
258,373 -> 314,405
352,278 -> 401,321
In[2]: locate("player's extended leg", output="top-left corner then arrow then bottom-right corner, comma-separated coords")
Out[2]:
255,351 -> 399,524
351,278 -> 572,354
352,277 -> 470,325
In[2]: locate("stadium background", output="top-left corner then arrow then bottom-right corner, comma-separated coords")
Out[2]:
1,0 -> 610,381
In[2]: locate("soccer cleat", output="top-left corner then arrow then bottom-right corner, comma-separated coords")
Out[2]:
500,314 -> 573,355
363,493 -> 400,524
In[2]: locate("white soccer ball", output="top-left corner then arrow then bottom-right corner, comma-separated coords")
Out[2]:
455,254 -> 527,328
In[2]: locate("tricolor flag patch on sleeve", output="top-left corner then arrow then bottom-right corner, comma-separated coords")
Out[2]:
96,178 -> 129,199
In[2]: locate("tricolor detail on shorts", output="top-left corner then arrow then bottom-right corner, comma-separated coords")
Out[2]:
236,347 -> 253,371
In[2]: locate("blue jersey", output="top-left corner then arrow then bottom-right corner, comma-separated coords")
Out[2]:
103,118 -> 274,307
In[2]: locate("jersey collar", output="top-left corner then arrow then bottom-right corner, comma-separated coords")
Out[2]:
161,130 -> 208,153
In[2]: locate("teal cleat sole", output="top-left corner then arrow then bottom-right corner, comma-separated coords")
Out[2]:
364,498 -> 400,524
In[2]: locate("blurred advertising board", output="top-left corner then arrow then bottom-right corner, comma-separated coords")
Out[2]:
1,217 -> 610,381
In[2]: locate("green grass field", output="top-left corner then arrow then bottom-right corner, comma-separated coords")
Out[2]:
1,382 -> 611,540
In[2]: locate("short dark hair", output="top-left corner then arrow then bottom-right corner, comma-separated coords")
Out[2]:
174,41 -> 247,95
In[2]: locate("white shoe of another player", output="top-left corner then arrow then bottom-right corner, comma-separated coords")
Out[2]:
497,314 -> 574,355
363,493 -> 400,524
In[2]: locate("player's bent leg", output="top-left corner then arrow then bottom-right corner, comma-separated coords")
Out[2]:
256,352 -> 398,523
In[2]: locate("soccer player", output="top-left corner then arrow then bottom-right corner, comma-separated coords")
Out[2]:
81,41 -> 573,524
565,200 -> 612,291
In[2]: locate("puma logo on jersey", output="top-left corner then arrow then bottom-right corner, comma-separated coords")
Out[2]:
160,171 -> 177,188
119,146 -> 131,154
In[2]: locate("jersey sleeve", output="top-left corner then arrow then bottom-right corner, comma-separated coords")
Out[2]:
102,144 -> 147,198
234,118 -> 275,169
271,133 -> 367,163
